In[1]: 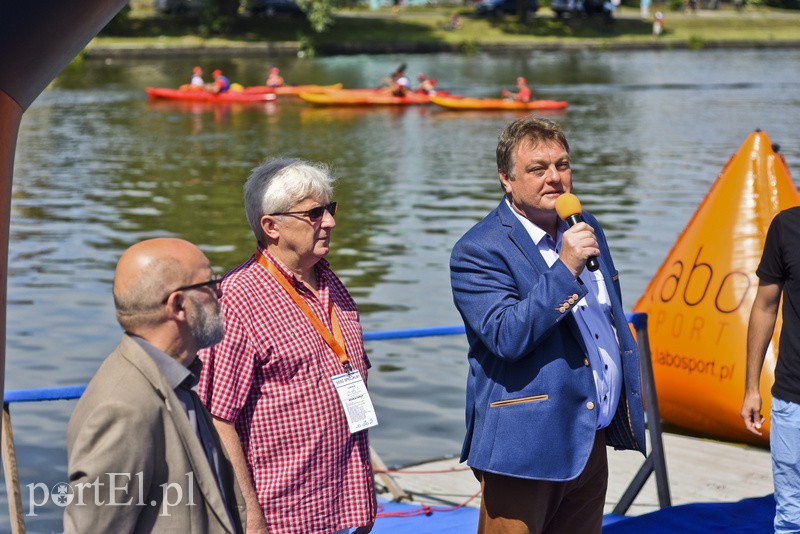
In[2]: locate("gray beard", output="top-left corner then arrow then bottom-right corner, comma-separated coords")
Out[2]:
189,295 -> 225,348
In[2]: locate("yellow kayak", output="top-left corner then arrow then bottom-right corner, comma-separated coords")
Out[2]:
430,95 -> 568,111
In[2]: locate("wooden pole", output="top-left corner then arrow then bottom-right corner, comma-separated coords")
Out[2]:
369,446 -> 411,502
2,405 -> 25,533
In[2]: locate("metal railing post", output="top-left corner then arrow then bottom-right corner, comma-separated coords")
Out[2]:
613,313 -> 671,514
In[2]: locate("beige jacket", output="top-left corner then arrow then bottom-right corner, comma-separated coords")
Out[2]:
65,335 -> 246,533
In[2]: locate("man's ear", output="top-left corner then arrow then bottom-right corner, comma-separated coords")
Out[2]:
165,291 -> 188,322
261,214 -> 279,241
498,171 -> 513,194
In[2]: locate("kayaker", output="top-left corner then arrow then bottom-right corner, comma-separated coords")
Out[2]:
265,66 -> 285,87
415,72 -> 436,95
391,69 -> 410,96
207,69 -> 231,94
502,76 -> 533,103
190,66 -> 204,87
381,62 -> 409,96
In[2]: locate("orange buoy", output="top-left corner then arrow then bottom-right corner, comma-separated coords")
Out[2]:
634,130 -> 799,446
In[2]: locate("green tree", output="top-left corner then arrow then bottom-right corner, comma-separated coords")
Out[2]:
208,0 -> 337,31
297,0 -> 337,31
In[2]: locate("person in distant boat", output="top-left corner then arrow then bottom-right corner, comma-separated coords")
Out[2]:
207,69 -> 231,94
190,65 -> 205,87
381,63 -> 410,96
502,76 -> 533,103
741,206 -> 800,534
197,158 -> 377,534
266,66 -> 285,87
450,116 -> 646,534
415,72 -> 436,95
392,70 -> 410,96
64,238 -> 246,534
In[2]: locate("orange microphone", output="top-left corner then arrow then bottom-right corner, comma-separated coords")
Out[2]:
555,193 -> 599,272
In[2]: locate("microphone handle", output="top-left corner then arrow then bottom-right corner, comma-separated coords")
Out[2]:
564,213 -> 600,272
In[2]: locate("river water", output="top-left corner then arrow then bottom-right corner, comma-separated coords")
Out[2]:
7,48 -> 800,529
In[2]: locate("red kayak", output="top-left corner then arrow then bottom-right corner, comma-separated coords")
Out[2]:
145,87 -> 277,103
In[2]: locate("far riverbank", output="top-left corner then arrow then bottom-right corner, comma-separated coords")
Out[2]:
86,6 -> 800,58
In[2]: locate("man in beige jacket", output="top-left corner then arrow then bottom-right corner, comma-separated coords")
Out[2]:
65,238 -> 246,533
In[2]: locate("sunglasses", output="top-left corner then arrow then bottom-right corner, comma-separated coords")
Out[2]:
162,274 -> 224,304
270,201 -> 337,221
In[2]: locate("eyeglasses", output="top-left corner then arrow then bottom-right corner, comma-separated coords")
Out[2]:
269,201 -> 337,221
162,274 -> 224,304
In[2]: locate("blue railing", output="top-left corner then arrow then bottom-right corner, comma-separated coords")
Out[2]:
2,313 -> 646,404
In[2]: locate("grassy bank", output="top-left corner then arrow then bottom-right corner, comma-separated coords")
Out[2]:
90,5 -> 800,55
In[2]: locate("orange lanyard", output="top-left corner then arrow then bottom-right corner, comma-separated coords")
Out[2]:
257,252 -> 351,370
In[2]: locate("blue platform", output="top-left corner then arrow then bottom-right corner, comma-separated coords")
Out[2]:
371,495 -> 776,533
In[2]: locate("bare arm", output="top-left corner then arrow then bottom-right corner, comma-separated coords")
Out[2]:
741,281 -> 782,435
212,416 -> 268,533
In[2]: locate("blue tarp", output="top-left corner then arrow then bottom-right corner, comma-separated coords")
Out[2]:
371,495 -> 776,533
603,495 -> 775,534
371,500 -> 478,533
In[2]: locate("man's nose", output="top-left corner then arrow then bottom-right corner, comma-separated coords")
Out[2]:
322,210 -> 336,227
544,165 -> 561,182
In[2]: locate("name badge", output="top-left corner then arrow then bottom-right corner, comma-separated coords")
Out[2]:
331,370 -> 379,434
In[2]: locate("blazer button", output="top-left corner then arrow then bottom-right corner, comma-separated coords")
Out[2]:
568,296 -> 576,304
584,358 -> 590,366
572,293 -> 579,300
586,401 -> 595,410
559,306 -> 567,313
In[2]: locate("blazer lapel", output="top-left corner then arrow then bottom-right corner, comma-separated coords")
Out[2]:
497,200 -> 552,274
118,336 -> 237,533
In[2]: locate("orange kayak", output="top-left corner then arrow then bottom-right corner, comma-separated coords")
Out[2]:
145,87 -> 277,103
430,95 -> 568,111
244,83 -> 343,95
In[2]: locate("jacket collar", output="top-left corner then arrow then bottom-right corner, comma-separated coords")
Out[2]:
495,199 -> 551,274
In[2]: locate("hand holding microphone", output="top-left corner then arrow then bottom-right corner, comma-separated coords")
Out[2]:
555,193 -> 600,273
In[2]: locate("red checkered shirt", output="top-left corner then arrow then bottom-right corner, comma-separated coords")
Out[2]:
198,246 -> 376,534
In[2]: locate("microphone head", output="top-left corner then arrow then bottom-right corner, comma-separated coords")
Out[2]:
555,193 -> 582,221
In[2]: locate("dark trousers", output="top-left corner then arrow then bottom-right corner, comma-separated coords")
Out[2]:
474,429 -> 608,534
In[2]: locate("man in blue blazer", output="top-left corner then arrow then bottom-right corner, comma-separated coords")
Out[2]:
450,117 -> 646,533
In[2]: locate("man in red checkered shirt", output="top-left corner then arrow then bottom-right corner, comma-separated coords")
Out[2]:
198,158 -> 376,534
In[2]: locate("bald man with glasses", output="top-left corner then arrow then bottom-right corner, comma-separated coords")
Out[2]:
65,237 -> 246,533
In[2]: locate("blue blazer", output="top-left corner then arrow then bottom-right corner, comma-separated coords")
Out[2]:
450,199 -> 646,481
